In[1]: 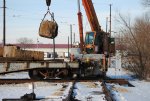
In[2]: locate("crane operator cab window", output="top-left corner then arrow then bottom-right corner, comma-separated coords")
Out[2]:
85,32 -> 95,44
85,31 -> 96,53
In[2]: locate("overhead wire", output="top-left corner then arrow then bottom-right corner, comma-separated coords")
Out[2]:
0,4 -> 70,20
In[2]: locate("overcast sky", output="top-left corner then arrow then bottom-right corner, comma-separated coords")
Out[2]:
0,0 -> 144,44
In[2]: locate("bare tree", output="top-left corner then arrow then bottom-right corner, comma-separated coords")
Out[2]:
142,0 -> 150,7
118,14 -> 150,80
17,37 -> 34,49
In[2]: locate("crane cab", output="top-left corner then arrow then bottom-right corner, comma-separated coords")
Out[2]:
85,31 -> 96,54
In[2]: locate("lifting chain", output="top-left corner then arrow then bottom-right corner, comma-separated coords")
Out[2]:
42,0 -> 54,22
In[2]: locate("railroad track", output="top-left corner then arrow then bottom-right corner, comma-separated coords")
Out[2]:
0,79 -> 99,84
0,78 -> 133,85
0,78 -> 133,101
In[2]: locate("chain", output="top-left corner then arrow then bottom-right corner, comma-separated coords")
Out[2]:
42,6 -> 55,22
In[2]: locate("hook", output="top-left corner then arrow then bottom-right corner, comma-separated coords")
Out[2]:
46,0 -> 51,7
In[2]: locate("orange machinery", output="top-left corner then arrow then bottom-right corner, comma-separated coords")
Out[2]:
78,0 -> 113,55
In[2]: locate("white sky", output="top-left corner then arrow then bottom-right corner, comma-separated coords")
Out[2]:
0,0 -> 144,44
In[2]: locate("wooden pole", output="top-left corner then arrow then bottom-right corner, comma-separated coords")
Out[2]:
3,0 -> 6,46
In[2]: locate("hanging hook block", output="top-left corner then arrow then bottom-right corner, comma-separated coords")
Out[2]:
46,0 -> 51,6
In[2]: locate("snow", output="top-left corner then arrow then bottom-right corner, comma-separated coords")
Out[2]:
106,53 -> 150,101
73,82 -> 106,101
106,80 -> 150,101
0,72 -> 30,79
0,68 -> 150,101
0,82 -> 73,101
107,65 -> 150,101
127,81 -> 150,101
107,67 -> 133,80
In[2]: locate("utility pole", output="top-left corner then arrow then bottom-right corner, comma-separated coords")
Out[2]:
74,33 -> 75,43
109,4 -> 112,37
37,38 -> 39,49
70,24 -> 72,48
106,17 -> 108,33
3,0 -> 6,46
52,12 -> 56,60
68,36 -> 70,59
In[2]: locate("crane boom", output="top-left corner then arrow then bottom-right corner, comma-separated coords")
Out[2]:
77,0 -> 115,54
82,0 -> 101,32
77,0 -> 84,52
78,0 -> 104,54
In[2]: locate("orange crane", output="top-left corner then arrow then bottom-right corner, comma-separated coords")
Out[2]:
76,0 -> 116,77
78,0 -> 110,55
77,0 -> 84,52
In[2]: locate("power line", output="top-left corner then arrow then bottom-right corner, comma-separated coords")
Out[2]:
1,7 -> 70,20
93,2 -> 111,6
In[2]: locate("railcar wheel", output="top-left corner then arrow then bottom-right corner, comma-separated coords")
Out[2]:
28,69 -> 73,80
28,69 -> 50,80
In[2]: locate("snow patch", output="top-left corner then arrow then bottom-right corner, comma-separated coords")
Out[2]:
73,82 -> 106,101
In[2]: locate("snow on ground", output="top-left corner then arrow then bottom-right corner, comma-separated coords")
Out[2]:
107,67 -> 133,80
0,72 -> 30,79
107,80 -> 150,101
73,82 -> 106,101
0,68 -> 150,101
0,82 -> 73,101
107,67 -> 150,101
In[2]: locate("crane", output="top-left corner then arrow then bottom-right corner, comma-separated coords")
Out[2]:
78,0 -> 111,55
75,0 -> 115,77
